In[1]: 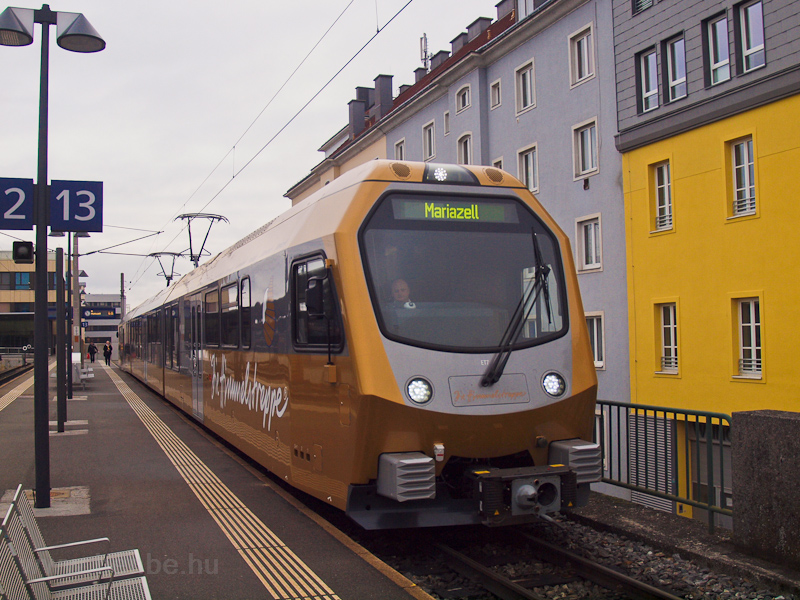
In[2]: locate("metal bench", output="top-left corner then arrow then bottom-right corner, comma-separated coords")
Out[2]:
0,488 -> 149,599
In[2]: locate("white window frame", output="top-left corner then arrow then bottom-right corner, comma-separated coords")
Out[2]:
576,214 -> 602,272
569,24 -> 595,87
490,79 -> 502,109
422,120 -> 436,161
457,133 -> 472,165
443,111 -> 450,136
394,138 -> 405,161
737,298 -> 761,376
515,60 -> 535,115
659,303 -> 678,373
517,0 -> 534,20
633,0 -> 653,15
492,157 -> 504,170
517,143 -> 538,193
708,14 -> 731,84
731,136 -> 756,215
573,118 -> 598,178
640,48 -> 659,112
666,36 -> 687,101
654,161 -> 673,230
739,0 -> 765,73
585,312 -> 605,369
456,85 -> 471,114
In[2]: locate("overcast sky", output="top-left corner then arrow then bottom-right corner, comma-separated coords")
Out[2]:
1,0 -> 500,308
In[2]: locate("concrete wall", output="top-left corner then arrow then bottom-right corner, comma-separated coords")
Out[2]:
732,410 -> 800,570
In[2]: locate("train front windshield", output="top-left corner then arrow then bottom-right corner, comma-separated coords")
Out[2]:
360,193 -> 568,352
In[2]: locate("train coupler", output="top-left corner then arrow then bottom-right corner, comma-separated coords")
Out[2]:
469,464 -> 577,526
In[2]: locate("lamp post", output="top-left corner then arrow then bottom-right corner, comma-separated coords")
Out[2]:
0,4 -> 104,508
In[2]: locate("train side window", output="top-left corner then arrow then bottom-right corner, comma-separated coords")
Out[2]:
241,278 -> 251,349
221,283 -> 239,347
292,257 -> 343,350
205,289 -> 220,346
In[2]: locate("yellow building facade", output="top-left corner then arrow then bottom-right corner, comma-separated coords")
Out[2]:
624,94 -> 800,415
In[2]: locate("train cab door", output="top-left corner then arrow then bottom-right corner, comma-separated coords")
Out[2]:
188,293 -> 204,421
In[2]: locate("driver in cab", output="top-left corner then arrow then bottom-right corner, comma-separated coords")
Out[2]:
391,279 -> 416,309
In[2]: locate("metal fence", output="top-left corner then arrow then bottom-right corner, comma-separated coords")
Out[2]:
595,399 -> 733,533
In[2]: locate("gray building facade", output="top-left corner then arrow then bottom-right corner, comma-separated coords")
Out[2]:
613,0 -> 800,151
381,0 -> 630,403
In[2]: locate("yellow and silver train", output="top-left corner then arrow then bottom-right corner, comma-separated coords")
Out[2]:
119,160 -> 600,529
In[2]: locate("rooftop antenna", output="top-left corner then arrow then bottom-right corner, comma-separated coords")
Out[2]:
420,33 -> 430,71
175,213 -> 229,268
148,252 -> 182,287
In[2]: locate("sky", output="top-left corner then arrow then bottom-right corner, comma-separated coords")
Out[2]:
1,0 -> 501,308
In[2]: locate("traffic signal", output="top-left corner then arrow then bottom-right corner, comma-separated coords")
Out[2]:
12,241 -> 34,264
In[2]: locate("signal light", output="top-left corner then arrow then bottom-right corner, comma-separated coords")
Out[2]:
12,241 -> 34,264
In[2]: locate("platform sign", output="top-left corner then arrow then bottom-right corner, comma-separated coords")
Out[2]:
49,180 -> 103,232
0,177 -> 34,230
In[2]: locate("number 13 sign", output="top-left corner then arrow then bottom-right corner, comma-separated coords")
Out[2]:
0,178 -> 102,232
50,180 -> 103,232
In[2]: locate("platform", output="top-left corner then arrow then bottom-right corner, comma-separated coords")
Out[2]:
0,362 -> 429,600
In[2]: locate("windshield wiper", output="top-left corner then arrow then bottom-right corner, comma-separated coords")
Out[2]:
481,231 -> 552,387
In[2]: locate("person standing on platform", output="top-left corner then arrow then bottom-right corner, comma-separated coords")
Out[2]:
103,341 -> 112,366
88,342 -> 98,363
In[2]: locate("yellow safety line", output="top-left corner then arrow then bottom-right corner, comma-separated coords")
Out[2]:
0,363 -> 56,414
105,367 -> 340,600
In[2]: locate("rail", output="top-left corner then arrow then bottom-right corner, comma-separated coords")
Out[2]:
595,399 -> 733,533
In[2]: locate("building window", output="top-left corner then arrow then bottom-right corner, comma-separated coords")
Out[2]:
490,79 -> 501,109
654,161 -> 673,230
633,0 -> 653,15
569,25 -> 594,87
639,48 -> 659,112
515,60 -> 535,114
443,111 -> 450,136
738,0 -> 765,73
573,119 -> 598,178
576,214 -> 601,271
737,298 -> 761,376
659,303 -> 678,372
423,121 -> 435,161
456,85 -> 471,113
492,158 -> 503,170
665,36 -> 687,101
394,139 -> 405,160
517,0 -> 534,20
15,272 -> 32,290
585,313 -> 604,369
731,136 -> 756,215
518,144 -> 538,192
706,14 -> 731,85
457,134 -> 472,165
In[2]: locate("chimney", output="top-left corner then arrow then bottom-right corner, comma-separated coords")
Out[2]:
373,74 -> 393,120
399,84 -> 412,95
348,98 -> 367,139
496,0 -> 514,19
355,86 -> 373,108
430,49 -> 450,71
414,67 -> 428,83
467,17 -> 492,42
451,31 -> 468,55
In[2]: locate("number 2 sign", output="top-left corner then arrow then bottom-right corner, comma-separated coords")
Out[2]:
0,177 -> 34,230
50,180 -> 103,232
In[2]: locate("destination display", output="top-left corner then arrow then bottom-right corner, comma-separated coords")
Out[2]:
392,198 -> 519,224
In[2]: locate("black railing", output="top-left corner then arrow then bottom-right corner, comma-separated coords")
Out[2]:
595,399 -> 733,533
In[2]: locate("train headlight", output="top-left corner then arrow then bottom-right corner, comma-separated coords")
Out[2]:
407,377 -> 433,404
542,372 -> 566,398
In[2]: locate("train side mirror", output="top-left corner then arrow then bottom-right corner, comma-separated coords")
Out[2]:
306,278 -> 325,318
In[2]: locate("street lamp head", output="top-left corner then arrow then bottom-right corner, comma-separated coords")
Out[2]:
48,229 -> 65,237
0,7 -> 34,46
56,12 -> 104,53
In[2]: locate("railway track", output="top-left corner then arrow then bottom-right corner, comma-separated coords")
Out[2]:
434,532 -> 685,600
